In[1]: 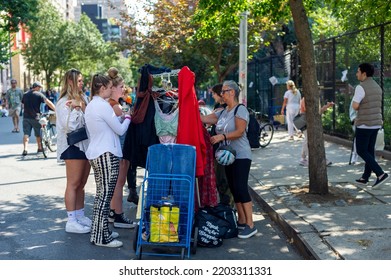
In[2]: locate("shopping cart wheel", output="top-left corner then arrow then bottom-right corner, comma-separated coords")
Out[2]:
191,226 -> 198,255
133,224 -> 139,252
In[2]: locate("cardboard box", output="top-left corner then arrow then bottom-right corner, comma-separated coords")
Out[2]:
273,114 -> 285,124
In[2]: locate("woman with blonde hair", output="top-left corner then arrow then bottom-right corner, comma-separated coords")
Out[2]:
56,69 -> 91,234
281,80 -> 301,140
106,67 -> 136,229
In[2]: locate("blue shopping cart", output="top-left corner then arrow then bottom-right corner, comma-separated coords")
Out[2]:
134,143 -> 197,259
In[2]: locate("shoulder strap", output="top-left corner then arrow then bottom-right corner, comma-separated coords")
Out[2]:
234,103 -> 245,116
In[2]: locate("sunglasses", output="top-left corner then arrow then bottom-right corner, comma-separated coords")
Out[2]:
221,89 -> 232,95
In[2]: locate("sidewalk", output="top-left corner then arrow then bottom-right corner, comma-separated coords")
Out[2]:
248,130 -> 391,259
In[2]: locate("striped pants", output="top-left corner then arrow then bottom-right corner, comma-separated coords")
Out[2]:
89,152 -> 119,245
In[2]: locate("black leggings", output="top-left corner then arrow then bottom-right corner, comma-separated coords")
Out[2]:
225,159 -> 252,203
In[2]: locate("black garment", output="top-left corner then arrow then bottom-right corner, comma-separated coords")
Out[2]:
60,145 -> 87,160
22,90 -> 46,119
122,98 -> 159,168
138,64 -> 171,75
122,64 -> 159,168
126,164 -> 137,190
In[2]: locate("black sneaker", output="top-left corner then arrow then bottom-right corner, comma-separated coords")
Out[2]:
108,209 -> 115,223
127,188 -> 139,205
373,173 -> 389,187
355,178 -> 368,185
114,213 -> 136,229
22,150 -> 28,156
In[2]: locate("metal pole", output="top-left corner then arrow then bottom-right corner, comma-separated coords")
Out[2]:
239,11 -> 248,105
9,30 -> 13,79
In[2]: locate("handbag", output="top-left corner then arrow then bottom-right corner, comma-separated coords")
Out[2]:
66,109 -> 88,145
67,126 -> 88,145
293,113 -> 307,131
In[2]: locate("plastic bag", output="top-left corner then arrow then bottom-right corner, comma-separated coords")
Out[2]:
150,204 -> 179,243
375,128 -> 385,151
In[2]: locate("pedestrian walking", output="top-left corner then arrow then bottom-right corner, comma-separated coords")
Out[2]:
21,81 -> 55,156
5,79 -> 24,133
298,97 -> 333,166
352,62 -> 389,187
281,80 -> 301,141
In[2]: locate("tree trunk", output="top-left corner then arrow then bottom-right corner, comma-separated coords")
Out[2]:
289,0 -> 329,194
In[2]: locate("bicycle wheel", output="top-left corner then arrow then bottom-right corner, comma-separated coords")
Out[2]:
47,125 -> 57,152
40,127 -> 48,158
259,123 -> 274,148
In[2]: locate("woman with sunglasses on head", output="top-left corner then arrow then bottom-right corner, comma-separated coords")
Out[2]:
85,74 -> 131,248
56,69 -> 91,234
201,80 -> 257,239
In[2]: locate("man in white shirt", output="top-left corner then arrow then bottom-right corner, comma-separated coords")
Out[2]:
352,63 -> 388,187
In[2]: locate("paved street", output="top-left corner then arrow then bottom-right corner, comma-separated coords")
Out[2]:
0,116 -> 302,260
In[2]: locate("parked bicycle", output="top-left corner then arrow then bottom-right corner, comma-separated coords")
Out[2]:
248,108 -> 274,148
38,110 -> 57,158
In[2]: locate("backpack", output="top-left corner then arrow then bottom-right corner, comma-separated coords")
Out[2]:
207,203 -> 238,239
234,104 -> 260,149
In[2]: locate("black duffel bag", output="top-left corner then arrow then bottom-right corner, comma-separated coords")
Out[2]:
195,207 -> 230,248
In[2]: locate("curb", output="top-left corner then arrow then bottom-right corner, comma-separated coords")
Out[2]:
248,185 -> 318,259
324,134 -> 391,160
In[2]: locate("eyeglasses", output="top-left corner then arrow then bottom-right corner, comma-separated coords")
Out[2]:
221,89 -> 232,95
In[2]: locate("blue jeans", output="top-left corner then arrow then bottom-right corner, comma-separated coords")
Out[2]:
355,127 -> 384,179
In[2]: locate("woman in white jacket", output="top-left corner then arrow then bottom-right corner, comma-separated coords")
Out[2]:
85,74 -> 131,248
56,69 -> 91,234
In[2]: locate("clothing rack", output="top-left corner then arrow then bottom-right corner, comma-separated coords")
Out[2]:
151,69 -> 181,78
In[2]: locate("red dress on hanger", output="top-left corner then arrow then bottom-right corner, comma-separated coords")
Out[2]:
176,66 -> 206,177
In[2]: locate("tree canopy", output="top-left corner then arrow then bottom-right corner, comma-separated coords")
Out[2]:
0,0 -> 39,65
22,0 -> 120,89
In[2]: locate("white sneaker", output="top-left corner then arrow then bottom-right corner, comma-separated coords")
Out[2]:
94,239 -> 123,248
65,220 -> 90,234
110,231 -> 119,239
77,216 -> 92,227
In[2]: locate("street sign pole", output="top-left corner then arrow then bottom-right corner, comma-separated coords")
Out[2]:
239,11 -> 248,105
